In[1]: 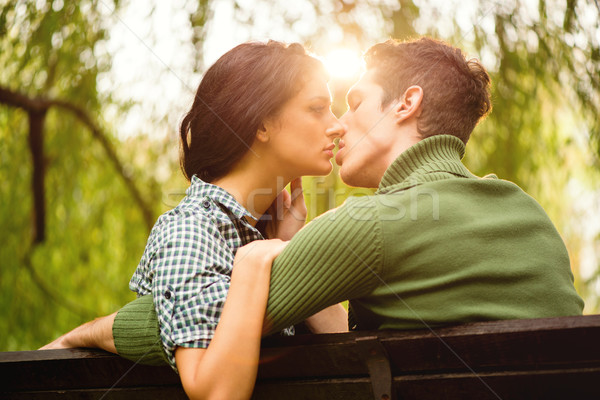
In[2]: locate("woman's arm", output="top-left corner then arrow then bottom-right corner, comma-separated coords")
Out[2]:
304,304 -> 348,333
176,239 -> 287,400
39,312 -> 117,353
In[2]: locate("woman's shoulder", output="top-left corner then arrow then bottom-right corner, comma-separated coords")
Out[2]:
149,202 -> 218,241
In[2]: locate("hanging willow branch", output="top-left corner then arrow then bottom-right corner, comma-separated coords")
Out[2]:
27,108 -> 47,243
0,85 -> 155,236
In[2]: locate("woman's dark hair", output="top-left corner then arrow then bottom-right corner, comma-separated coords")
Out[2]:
180,41 -> 325,182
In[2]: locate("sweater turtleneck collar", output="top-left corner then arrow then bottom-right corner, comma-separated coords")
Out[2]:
378,135 -> 478,193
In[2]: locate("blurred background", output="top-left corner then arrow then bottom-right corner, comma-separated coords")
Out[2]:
1,0 -> 599,351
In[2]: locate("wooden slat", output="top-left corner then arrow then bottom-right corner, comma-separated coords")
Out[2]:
382,315 -> 600,373
0,387 -> 188,400
257,315 -> 600,379
253,377 -> 373,400
394,367 -> 600,400
0,348 -> 179,392
1,315 -> 599,399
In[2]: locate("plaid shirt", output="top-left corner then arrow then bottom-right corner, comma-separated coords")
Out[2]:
129,176 -> 268,369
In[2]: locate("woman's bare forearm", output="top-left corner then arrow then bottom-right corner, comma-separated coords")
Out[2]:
304,303 -> 348,333
39,312 -> 117,353
176,240 -> 287,400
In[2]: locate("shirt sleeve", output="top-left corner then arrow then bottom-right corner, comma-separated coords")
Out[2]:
264,195 -> 384,334
150,214 -> 234,368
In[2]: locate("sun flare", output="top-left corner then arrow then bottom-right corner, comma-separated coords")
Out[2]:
322,48 -> 363,80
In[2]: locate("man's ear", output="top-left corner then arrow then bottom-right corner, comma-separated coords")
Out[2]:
393,85 -> 423,124
255,122 -> 269,143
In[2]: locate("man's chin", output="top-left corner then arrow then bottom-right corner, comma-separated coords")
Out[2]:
338,165 -> 356,187
339,165 -> 379,189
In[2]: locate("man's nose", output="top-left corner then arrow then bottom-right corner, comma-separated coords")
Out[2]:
326,116 -> 346,138
336,111 -> 349,137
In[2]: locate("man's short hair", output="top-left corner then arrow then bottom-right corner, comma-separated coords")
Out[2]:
364,37 -> 492,144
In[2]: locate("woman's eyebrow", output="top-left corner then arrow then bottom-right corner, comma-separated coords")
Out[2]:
309,95 -> 332,102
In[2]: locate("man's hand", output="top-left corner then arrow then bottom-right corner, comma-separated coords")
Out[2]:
39,312 -> 117,353
39,333 -> 71,350
264,178 -> 307,241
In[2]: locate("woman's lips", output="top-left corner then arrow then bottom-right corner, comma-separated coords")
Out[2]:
324,143 -> 335,158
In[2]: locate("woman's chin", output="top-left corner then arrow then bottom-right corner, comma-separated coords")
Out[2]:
294,160 -> 333,177
313,160 -> 333,176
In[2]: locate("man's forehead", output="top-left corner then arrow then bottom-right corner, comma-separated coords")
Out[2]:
346,70 -> 379,99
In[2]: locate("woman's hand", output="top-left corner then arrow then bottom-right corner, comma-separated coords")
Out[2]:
264,178 -> 307,241
304,304 -> 348,333
233,239 -> 289,273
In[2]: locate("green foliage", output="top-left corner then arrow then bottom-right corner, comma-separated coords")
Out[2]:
1,0 -> 599,352
0,0 -> 161,351
309,0 -> 600,311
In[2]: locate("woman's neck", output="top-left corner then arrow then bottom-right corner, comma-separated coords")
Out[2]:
211,163 -> 291,226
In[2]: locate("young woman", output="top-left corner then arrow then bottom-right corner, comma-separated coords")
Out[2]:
42,41 -> 347,400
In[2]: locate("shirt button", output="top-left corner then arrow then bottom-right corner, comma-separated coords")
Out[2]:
164,290 -> 171,300
202,200 -> 211,209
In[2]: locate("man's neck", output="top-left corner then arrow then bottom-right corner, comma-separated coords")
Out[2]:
377,130 -> 423,185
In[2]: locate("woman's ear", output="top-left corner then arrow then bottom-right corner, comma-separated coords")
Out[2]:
393,85 -> 423,124
256,123 -> 269,143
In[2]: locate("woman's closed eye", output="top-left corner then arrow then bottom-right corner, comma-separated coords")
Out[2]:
311,104 -> 333,115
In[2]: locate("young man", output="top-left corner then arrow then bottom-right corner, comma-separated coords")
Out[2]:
43,37 -> 583,366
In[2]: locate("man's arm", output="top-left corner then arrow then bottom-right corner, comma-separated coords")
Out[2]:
263,196 -> 384,334
40,312 -> 117,353
53,196 -> 382,364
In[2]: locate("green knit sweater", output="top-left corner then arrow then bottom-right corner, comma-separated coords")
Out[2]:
114,135 -> 583,365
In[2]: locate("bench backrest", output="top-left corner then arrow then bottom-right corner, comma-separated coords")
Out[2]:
2,315 -> 599,399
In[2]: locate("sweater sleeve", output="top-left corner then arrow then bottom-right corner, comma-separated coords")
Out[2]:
264,196 -> 384,335
113,196 -> 385,363
113,294 -> 167,365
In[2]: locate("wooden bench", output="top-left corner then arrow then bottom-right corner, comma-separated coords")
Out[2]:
2,315 -> 599,399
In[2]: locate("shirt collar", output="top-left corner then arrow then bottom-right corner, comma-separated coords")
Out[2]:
378,135 -> 476,192
187,175 -> 258,222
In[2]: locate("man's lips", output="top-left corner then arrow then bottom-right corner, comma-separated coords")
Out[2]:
335,139 -> 346,165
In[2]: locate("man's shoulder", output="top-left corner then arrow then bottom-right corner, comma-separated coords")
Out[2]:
315,195 -> 382,223
287,196 -> 382,246
388,173 -> 529,198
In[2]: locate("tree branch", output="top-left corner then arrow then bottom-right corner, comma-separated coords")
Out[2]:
0,85 -> 155,232
28,109 -> 47,244
22,250 -> 96,319
49,99 -> 155,231
0,86 -> 48,112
